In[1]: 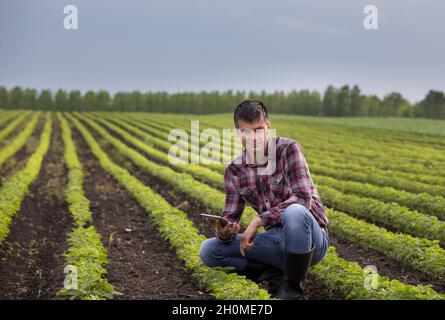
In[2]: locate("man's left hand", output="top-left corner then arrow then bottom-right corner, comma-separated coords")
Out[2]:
240,216 -> 264,257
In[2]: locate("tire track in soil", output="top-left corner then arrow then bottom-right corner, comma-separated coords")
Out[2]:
84,127 -> 340,300
0,115 -> 73,299
0,115 -> 45,187
71,126 -> 211,300
89,121 -> 445,296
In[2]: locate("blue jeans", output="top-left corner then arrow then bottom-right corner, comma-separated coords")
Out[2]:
199,204 -> 330,272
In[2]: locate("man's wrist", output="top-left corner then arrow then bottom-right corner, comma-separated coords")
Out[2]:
215,230 -> 234,243
253,215 -> 266,227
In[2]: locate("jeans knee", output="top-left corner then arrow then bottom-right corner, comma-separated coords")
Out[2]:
282,204 -> 311,227
199,238 -> 219,267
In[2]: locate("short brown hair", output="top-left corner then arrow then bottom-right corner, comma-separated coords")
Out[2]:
233,99 -> 269,128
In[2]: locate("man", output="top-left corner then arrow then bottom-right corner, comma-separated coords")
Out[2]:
199,99 -> 330,299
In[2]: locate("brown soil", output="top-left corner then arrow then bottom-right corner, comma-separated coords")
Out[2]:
0,115 -> 73,299
71,125 -> 211,300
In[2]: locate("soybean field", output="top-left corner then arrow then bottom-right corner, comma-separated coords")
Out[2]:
0,110 -> 445,300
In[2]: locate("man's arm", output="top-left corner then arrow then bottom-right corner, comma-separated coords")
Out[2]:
214,167 -> 245,243
221,167 -> 245,223
260,141 -> 314,227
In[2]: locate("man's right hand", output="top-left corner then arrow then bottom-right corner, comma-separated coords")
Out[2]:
209,219 -> 240,241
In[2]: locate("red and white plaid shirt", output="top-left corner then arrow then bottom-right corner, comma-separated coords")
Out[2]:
222,136 -> 329,232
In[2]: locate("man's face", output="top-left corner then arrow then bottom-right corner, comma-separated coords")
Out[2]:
237,115 -> 270,158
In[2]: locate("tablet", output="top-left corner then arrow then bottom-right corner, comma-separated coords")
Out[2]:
200,213 -> 229,227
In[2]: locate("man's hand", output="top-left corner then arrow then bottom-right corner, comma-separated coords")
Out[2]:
240,216 -> 265,256
209,219 -> 240,242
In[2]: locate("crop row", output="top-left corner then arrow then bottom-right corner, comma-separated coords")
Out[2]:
312,174 -> 445,221
0,113 -> 51,243
0,112 -> 29,142
57,113 -> 116,300
0,112 -> 19,130
0,112 -> 40,168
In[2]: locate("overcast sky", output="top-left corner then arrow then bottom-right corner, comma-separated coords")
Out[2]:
0,0 -> 444,103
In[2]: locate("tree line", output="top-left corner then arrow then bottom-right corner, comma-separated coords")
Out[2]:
0,85 -> 444,119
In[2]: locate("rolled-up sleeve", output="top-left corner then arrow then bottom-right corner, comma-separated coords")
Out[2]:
221,167 -> 245,224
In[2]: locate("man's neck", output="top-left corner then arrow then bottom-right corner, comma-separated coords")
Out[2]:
246,137 -> 270,167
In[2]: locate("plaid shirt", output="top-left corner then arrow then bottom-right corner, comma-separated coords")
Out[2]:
222,136 -> 329,232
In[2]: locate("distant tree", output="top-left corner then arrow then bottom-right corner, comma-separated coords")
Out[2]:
415,90 -> 445,119
131,91 -> 146,112
23,88 -> 38,109
336,85 -> 351,116
67,90 -> 82,111
83,91 -> 96,111
361,95 -> 381,116
322,85 -> 337,116
96,90 -> 111,111
55,89 -> 68,111
37,89 -> 53,110
0,85 -> 419,116
113,92 -> 127,112
381,92 -> 411,117
0,86 -> 10,109
10,86 -> 24,109
349,85 -> 363,116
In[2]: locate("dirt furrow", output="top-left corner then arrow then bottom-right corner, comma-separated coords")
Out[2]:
71,125 -> 210,300
0,115 -> 73,299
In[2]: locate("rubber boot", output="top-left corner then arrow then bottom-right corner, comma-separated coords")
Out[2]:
238,260 -> 283,296
257,267 -> 283,296
276,247 -> 315,300
238,259 -> 274,282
